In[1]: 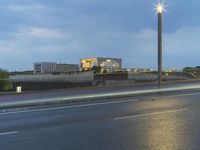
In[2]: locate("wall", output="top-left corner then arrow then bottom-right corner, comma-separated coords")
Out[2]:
10,71 -> 94,81
128,72 -> 187,82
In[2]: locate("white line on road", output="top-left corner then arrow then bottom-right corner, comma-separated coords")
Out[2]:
164,92 -> 200,98
0,98 -> 140,115
0,131 -> 18,136
114,108 -> 188,120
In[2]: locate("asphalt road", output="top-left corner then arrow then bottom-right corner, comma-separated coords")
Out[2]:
1,91 -> 200,150
1,82 -> 200,106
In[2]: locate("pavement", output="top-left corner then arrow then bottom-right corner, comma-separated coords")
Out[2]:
1,89 -> 200,149
1,82 -> 200,109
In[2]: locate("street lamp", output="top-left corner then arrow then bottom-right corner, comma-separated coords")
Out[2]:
155,2 -> 165,87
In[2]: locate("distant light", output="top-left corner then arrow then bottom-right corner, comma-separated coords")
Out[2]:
155,2 -> 166,14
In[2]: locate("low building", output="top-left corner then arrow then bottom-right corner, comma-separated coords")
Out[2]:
34,62 -> 56,74
34,62 -> 79,74
80,57 -> 122,72
56,64 -> 80,73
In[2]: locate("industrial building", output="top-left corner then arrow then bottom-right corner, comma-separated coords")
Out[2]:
55,64 -> 80,73
34,62 -> 79,74
80,57 -> 122,72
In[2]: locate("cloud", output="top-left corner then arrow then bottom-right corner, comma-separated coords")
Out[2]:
0,26 -> 68,70
7,4 -> 45,12
15,27 -> 63,39
1,0 -> 200,71
1,25 -> 200,71
164,27 -> 200,68
127,26 -> 200,69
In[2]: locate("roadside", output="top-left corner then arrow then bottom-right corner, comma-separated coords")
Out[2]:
1,78 -> 200,96
0,80 -> 200,109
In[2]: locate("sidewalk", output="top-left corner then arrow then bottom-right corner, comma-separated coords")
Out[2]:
0,82 -> 200,109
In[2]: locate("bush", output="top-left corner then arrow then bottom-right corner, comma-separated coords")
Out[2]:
0,69 -> 13,91
92,66 -> 101,74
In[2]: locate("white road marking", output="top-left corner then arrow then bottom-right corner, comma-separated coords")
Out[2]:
0,99 -> 140,115
164,92 -> 200,98
114,108 -> 188,120
0,131 -> 18,136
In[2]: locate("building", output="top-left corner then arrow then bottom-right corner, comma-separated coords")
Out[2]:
80,57 -> 122,72
34,62 -> 79,74
56,64 -> 80,73
34,62 -> 56,74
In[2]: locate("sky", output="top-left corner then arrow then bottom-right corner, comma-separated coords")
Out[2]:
0,0 -> 200,71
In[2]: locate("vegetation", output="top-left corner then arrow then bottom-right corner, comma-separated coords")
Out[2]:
182,66 -> 200,78
0,69 -> 13,91
183,66 -> 200,71
102,69 -> 107,74
92,66 -> 101,74
9,70 -> 33,75
183,67 -> 194,71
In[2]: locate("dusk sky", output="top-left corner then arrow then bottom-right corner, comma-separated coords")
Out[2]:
0,0 -> 199,71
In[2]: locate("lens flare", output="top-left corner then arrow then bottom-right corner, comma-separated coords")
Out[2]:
154,2 -> 166,13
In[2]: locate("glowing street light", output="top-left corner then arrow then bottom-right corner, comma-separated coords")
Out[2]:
155,2 -> 165,87
156,3 -> 165,13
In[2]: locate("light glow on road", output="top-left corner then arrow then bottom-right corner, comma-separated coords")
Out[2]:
0,131 -> 18,136
114,108 -> 188,120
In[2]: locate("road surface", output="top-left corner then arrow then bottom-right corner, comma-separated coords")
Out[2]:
1,90 -> 200,150
1,82 -> 200,108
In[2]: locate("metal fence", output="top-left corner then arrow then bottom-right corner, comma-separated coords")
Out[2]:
0,71 -> 198,92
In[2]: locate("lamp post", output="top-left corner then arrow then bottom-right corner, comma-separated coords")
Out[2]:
156,3 -> 164,87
